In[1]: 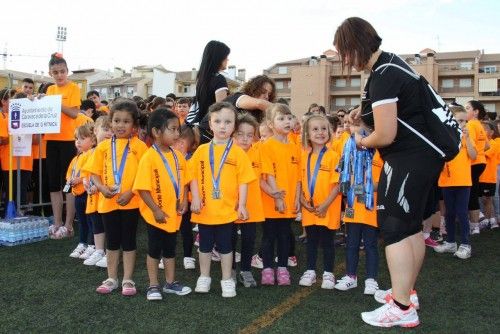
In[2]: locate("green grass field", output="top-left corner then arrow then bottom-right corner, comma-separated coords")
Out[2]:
0,223 -> 499,333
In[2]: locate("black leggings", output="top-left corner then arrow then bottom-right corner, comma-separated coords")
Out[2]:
468,164 -> 486,211
305,225 -> 334,272
101,209 -> 139,251
262,218 -> 292,268
179,209 -> 193,257
232,223 -> 257,271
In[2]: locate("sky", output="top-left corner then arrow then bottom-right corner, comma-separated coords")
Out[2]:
1,0 -> 499,79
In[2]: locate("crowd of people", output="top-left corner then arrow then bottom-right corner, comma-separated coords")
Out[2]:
0,17 -> 498,329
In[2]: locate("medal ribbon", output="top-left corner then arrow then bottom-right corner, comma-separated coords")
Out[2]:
209,139 -> 233,194
307,146 -> 327,203
111,136 -> 130,187
152,144 -> 180,200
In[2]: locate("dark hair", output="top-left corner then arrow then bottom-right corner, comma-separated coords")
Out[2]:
334,17 -> 382,75
326,115 -> 341,132
147,108 -> 179,137
109,98 -> 140,126
138,111 -> 150,129
318,106 -> 326,115
166,93 -> 177,100
148,96 -> 166,112
468,100 -> 486,120
81,99 -> 96,112
145,95 -> 156,104
482,121 -> 499,139
237,113 -> 259,134
101,100 -> 108,106
22,78 -> 34,85
241,75 -> 276,102
195,41 -> 230,118
13,92 -> 27,99
308,103 -> 319,112
165,97 -> 175,105
208,101 -> 238,122
177,97 -> 191,106
37,82 -> 54,94
179,123 -> 200,152
48,52 -> 68,69
86,90 -> 99,98
276,98 -> 289,105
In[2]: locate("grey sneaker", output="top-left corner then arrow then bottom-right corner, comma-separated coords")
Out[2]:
239,271 -> 257,288
434,241 -> 457,254
454,244 -> 471,259
163,281 -> 192,296
146,285 -> 162,301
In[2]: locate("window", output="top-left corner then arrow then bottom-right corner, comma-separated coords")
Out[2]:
483,103 -> 496,113
483,66 -> 497,74
335,79 -> 347,87
351,97 -> 361,106
459,62 -> 473,70
278,66 -> 287,74
178,85 -> 182,93
275,81 -> 284,89
350,78 -> 361,87
183,86 -> 189,93
127,86 -> 134,97
336,97 -> 346,106
113,87 -> 121,97
459,78 -> 472,88
442,79 -> 454,88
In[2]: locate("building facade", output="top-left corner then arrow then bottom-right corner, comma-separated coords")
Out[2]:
264,49 -> 500,117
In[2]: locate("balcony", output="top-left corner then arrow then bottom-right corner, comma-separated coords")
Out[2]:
479,91 -> 500,101
438,87 -> 474,94
275,88 -> 291,94
330,86 -> 361,96
438,63 -> 476,76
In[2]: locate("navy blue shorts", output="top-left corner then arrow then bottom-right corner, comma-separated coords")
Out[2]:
198,223 -> 233,254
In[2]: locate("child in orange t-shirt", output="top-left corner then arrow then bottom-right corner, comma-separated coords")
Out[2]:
297,115 -> 341,290
259,104 -> 301,286
232,113 -> 268,288
67,124 -> 96,259
189,102 -> 255,298
45,53 -> 81,238
479,121 -> 500,229
175,97 -> 191,125
133,109 -> 192,300
84,99 -> 147,296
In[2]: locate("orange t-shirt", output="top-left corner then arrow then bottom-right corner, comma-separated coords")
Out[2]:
438,137 -> 473,187
82,149 -> 98,214
32,135 -> 47,159
83,136 -> 147,213
189,141 -> 256,225
479,138 -> 499,184
0,113 -> 33,171
65,150 -> 92,196
467,119 -> 487,165
75,113 -> 94,128
300,147 -> 342,230
343,150 -> 383,227
45,82 -> 81,141
236,144 -> 269,224
331,132 -> 350,156
133,147 -> 189,233
260,137 -> 301,219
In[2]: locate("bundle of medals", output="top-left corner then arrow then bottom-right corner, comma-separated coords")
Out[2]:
337,135 -> 375,219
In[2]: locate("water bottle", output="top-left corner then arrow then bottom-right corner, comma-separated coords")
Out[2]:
0,221 -> 6,245
7,221 -> 16,246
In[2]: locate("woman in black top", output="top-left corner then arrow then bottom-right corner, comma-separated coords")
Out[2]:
185,40 -> 230,143
334,17 -> 444,328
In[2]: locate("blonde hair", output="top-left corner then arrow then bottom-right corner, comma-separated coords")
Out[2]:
265,103 -> 292,125
94,115 -> 111,130
237,113 -> 259,135
301,114 -> 332,149
75,123 -> 97,147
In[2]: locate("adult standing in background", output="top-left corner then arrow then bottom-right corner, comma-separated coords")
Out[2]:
185,40 -> 230,143
334,17 -> 444,328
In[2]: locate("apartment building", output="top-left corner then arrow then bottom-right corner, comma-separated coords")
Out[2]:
264,49 -> 500,117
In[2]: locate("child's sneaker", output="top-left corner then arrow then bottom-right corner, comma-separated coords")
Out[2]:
121,280 -> 137,296
146,285 -> 162,301
424,237 -> 438,248
211,249 -> 221,262
221,279 -> 236,298
79,245 -> 96,260
251,254 -> 263,269
364,278 -> 379,295
321,272 -> 335,289
195,276 -> 211,293
192,224 -> 199,232
70,243 -> 87,258
454,244 -> 471,259
183,257 -> 196,270
158,259 -> 164,269
239,271 -> 257,288
163,281 -> 192,296
334,275 -> 357,291
434,241 -> 457,253
96,278 -> 118,294
277,267 -> 291,286
235,252 -> 241,263
470,222 -> 480,235
84,250 -> 105,266
374,288 -> 420,310
194,233 -> 200,247
490,218 -> 499,229
95,255 -> 107,268
48,224 -> 58,236
361,301 -> 420,328
261,268 -> 275,285
288,256 -> 298,267
299,270 -> 316,287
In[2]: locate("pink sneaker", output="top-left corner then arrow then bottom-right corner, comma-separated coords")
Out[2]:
424,237 -> 438,248
277,268 -> 291,286
194,233 -> 200,247
261,268 -> 275,285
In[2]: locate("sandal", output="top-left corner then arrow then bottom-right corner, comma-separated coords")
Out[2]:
48,225 -> 59,237
122,279 -> 137,296
51,226 -> 69,239
96,278 -> 118,294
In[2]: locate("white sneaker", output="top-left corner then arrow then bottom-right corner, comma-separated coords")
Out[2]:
251,254 -> 263,269
434,241 -> 457,253
158,259 -> 164,269
374,288 -> 420,310
221,279 -> 236,298
183,257 -> 196,269
361,301 -> 420,328
195,276 -> 211,293
364,278 -> 379,295
479,218 -> 490,230
470,223 -> 480,235
84,250 -> 105,266
79,245 -> 95,260
490,218 -> 499,229
211,249 -> 221,262
277,256 -> 298,267
95,255 -> 107,268
295,212 -> 302,222
299,270 -> 317,287
235,252 -> 241,263
321,272 -> 335,289
334,275 -> 358,291
70,244 -> 87,258
192,224 -> 199,232
454,244 -> 471,259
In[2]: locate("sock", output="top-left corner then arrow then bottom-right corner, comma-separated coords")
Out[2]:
393,298 -> 410,311
423,232 -> 430,239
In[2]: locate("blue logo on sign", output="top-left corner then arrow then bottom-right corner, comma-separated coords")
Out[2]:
10,102 -> 21,129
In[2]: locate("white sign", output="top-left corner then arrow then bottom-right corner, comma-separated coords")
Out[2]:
8,96 -> 62,135
13,134 -> 32,157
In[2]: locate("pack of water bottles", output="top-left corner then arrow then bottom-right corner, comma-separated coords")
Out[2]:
0,216 -> 50,247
